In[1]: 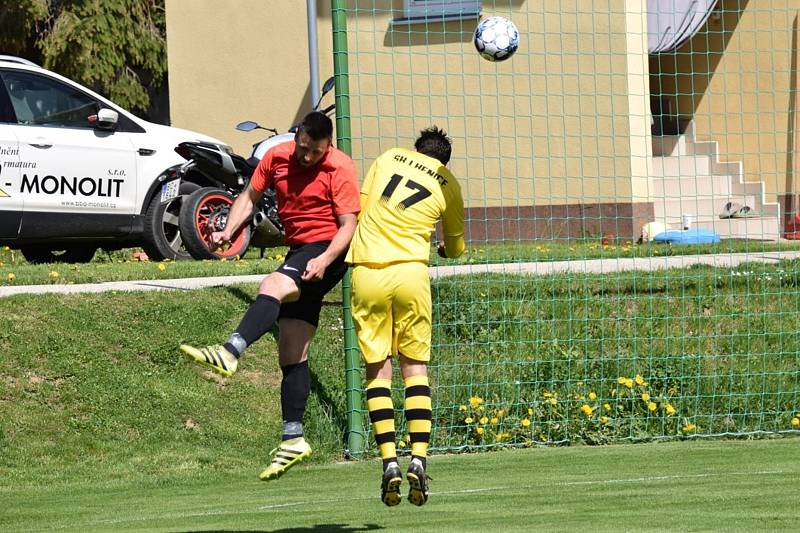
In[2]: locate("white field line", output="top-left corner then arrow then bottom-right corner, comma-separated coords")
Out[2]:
18,469 -> 790,531
3,250 -> 800,298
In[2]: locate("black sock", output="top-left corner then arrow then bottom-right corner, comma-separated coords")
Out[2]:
224,294 -> 281,356
281,360 -> 310,440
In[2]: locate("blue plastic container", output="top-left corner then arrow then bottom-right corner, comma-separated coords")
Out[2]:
652,228 -> 721,244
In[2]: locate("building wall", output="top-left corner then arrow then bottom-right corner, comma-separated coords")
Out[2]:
166,1 -> 654,239
165,0 -> 335,155
651,0 -> 799,208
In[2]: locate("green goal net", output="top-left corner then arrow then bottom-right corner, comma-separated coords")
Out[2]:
333,0 -> 800,455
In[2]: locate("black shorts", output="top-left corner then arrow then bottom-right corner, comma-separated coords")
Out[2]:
276,241 -> 348,327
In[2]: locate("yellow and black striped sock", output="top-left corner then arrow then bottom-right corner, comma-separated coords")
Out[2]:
404,375 -> 431,465
366,378 -> 396,464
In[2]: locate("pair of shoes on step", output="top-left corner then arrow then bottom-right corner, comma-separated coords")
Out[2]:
719,201 -> 757,219
381,460 -> 430,507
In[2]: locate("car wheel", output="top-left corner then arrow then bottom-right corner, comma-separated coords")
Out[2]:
142,181 -> 201,261
179,187 -> 251,260
20,245 -> 97,264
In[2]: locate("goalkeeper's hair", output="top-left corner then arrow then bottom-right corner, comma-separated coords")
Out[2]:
415,126 -> 452,165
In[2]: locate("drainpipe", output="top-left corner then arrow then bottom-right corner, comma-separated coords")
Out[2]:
307,0 -> 320,108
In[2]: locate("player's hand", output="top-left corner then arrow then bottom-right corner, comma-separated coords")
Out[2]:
210,231 -> 231,250
302,256 -> 329,282
437,243 -> 448,258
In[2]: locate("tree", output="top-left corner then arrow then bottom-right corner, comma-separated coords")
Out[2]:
0,0 -> 167,114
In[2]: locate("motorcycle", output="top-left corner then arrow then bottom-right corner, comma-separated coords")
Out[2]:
173,76 -> 336,260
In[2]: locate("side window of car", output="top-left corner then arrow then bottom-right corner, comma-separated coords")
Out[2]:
1,70 -> 99,128
0,74 -> 16,123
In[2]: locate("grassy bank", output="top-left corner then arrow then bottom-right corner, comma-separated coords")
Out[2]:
2,260 -> 799,489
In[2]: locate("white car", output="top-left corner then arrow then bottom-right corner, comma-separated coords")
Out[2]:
0,55 -> 228,262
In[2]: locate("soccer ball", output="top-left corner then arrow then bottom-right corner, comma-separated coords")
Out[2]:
473,16 -> 520,62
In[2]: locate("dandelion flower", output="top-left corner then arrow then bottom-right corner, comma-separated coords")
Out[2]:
647,402 -> 657,411
543,391 -> 552,398
641,392 -> 650,402
617,376 -> 627,385
464,417 -> 474,424
476,427 -> 485,435
49,271 -> 59,278
624,378 -> 634,389
521,418 -> 531,427
490,417 -> 498,424
528,407 -> 534,415
792,417 -> 800,428
158,263 -> 166,271
600,416 -> 610,424
603,403 -> 612,411
497,409 -> 505,418
635,374 -> 645,386
7,273 -> 15,282
580,404 -> 593,416
479,416 -> 488,424
665,404 -> 677,415
588,391 -> 597,400
469,396 -> 483,408
458,405 -> 467,412
682,423 -> 696,433
548,397 -> 557,406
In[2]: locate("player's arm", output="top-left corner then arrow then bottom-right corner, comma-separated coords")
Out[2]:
439,181 -> 466,258
302,212 -> 357,281
211,182 -> 261,248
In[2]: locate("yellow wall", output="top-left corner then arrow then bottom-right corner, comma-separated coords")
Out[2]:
165,0 -> 335,155
651,0 -> 800,200
166,1 -> 652,209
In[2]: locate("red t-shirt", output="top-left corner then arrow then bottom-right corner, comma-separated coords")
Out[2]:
250,141 -> 360,246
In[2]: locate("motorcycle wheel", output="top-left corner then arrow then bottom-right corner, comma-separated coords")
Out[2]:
142,181 -> 200,261
20,244 -> 97,264
179,187 -> 251,260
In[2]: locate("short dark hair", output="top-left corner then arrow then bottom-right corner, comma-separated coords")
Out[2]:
414,126 -> 452,165
297,111 -> 333,141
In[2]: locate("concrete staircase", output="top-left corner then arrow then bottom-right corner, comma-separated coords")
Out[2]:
651,122 -> 781,240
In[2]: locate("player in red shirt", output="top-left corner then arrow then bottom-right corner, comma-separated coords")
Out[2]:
179,111 -> 360,481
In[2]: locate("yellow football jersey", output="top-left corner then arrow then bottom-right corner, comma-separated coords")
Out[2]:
347,147 -> 465,265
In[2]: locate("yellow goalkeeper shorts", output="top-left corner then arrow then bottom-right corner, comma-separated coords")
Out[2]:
350,262 -> 431,364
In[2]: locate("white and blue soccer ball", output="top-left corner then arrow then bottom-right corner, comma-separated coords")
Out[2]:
473,16 -> 520,62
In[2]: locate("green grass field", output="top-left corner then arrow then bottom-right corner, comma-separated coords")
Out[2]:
3,438 -> 798,531
2,252 -> 799,531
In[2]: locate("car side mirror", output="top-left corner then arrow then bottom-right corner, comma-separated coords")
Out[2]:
90,108 -> 119,130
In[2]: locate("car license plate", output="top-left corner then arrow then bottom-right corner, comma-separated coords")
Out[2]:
160,179 -> 180,203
